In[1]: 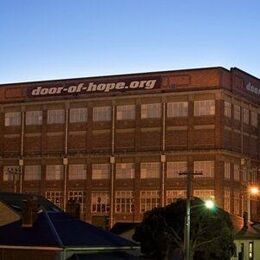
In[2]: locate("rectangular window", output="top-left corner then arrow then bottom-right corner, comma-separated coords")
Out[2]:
140,190 -> 160,213
92,163 -> 110,180
69,164 -> 87,180
167,161 -> 187,178
93,106 -> 111,122
251,111 -> 258,127
193,190 -> 214,200
243,108 -> 249,124
47,109 -> 65,124
115,191 -> 134,213
46,191 -> 63,209
249,241 -> 254,260
46,165 -> 64,180
24,165 -> 41,181
193,161 -> 214,178
140,162 -> 160,179
141,103 -> 161,119
234,191 -> 240,215
194,100 -> 215,116
3,166 -> 19,182
5,112 -> 21,126
224,101 -> 231,118
25,111 -> 42,125
68,190 -> 86,212
116,163 -> 135,179
69,108 -> 88,123
167,102 -> 188,117
224,188 -> 231,212
91,191 -> 110,213
234,164 -> 240,181
166,190 -> 186,205
234,105 -> 241,121
224,162 -> 231,179
117,105 -> 135,120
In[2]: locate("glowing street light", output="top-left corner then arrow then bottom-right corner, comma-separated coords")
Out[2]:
247,186 -> 259,223
249,186 -> 259,195
204,200 -> 215,209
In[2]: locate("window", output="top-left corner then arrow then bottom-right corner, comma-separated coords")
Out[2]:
117,105 -> 135,120
93,106 -> 111,121
166,190 -> 186,205
224,188 -> 230,212
46,191 -> 63,209
167,102 -> 188,117
224,162 -> 231,179
92,163 -> 110,180
5,112 -> 21,126
3,166 -> 19,182
234,105 -> 241,121
24,165 -> 41,181
251,111 -> 258,127
234,191 -> 240,215
194,100 -> 215,116
26,111 -> 42,125
91,191 -> 110,213
234,164 -> 240,181
224,101 -> 231,118
69,164 -> 87,180
140,162 -> 160,179
243,108 -> 249,124
193,190 -> 214,200
249,241 -> 254,260
70,108 -> 88,123
47,109 -> 65,124
46,165 -> 63,180
116,163 -> 135,179
115,191 -> 134,213
140,190 -> 160,212
167,161 -> 187,178
141,103 -> 161,119
193,161 -> 214,178
68,191 -> 86,212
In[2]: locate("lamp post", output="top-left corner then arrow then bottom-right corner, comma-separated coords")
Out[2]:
247,186 -> 259,223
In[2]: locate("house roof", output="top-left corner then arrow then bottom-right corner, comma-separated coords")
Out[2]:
110,223 -> 139,235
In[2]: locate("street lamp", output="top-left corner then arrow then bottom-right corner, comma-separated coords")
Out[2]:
247,186 -> 259,223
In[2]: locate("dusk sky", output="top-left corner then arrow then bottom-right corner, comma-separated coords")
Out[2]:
1,0 -> 260,84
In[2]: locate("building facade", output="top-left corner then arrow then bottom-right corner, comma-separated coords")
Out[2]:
0,67 -> 259,226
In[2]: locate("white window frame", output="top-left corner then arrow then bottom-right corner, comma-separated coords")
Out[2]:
69,108 -> 88,123
141,103 -> 161,119
140,162 -> 160,179
224,162 -> 231,179
234,105 -> 241,121
115,163 -> 135,179
224,101 -> 231,118
68,190 -> 86,212
93,106 -> 111,122
91,191 -> 110,213
194,100 -> 215,116
193,161 -> 214,178
115,191 -> 134,213
140,190 -> 160,213
116,105 -> 135,120
92,163 -> 110,180
167,102 -> 188,117
166,190 -> 186,205
243,108 -> 249,124
68,164 -> 87,180
25,111 -> 43,125
46,191 -> 63,209
5,112 -> 21,126
24,165 -> 41,181
47,109 -> 65,124
46,165 -> 64,180
167,161 -> 187,178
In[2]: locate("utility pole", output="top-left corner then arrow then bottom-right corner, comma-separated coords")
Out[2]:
179,171 -> 203,260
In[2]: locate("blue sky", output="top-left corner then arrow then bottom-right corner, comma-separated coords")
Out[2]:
0,0 -> 260,83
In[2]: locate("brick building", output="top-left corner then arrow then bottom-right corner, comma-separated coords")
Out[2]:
0,66 -> 259,226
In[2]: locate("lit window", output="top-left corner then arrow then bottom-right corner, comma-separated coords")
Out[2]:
47,109 -> 65,124
91,191 -> 110,213
194,100 -> 215,116
93,106 -> 111,121
115,191 -> 134,213
46,165 -> 64,180
68,191 -> 86,212
234,164 -> 240,181
193,190 -> 214,200
116,163 -> 135,179
251,111 -> 258,127
141,103 -> 161,119
224,162 -> 231,179
243,108 -> 249,124
26,111 -> 42,125
166,190 -> 186,205
68,164 -> 87,180
249,242 -> 254,260
167,102 -> 188,117
193,161 -> 214,178
92,164 -> 110,179
140,190 -> 160,212
46,191 -> 63,209
167,161 -> 187,178
117,105 -> 135,120
3,166 -> 19,182
24,165 -> 41,181
234,191 -> 240,215
70,108 -> 88,123
224,101 -> 231,118
5,112 -> 21,126
140,162 -> 160,179
234,105 -> 241,121
224,188 -> 230,212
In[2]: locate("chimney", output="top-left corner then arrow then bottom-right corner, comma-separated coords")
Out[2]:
22,196 -> 39,228
66,199 -> 81,219
243,211 -> 248,229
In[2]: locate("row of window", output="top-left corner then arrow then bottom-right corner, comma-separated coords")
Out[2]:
4,100 -> 216,126
3,161 -> 215,181
224,101 -> 258,127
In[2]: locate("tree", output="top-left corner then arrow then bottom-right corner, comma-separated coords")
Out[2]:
133,198 -> 235,260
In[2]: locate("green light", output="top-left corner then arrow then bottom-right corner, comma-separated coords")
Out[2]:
205,200 -> 215,209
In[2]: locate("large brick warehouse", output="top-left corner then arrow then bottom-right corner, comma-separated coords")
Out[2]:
0,67 -> 259,227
